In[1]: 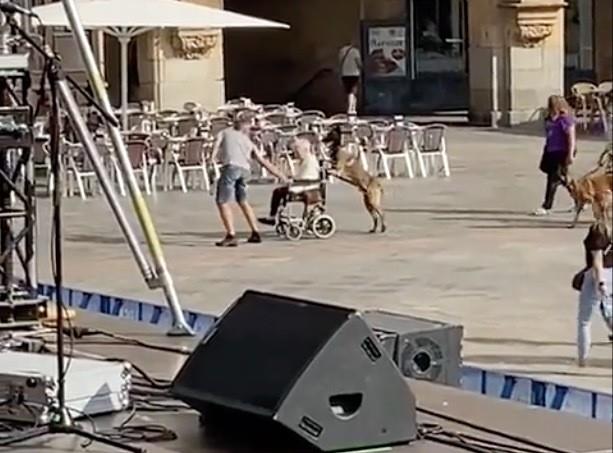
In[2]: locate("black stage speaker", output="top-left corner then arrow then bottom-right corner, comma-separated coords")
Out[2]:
171,291 -> 418,452
364,310 -> 463,387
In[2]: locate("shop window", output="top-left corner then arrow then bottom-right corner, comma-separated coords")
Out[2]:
565,0 -> 593,72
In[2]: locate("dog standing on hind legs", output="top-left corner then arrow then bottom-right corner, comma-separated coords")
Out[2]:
323,126 -> 386,233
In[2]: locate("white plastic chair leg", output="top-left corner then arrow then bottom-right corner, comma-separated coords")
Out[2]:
66,172 -> 74,197
175,166 -> 187,193
381,155 -> 392,180
150,166 -> 158,194
403,152 -> 415,179
141,168 -> 151,195
415,151 -> 427,178
75,174 -> 87,200
114,161 -> 126,197
201,165 -> 210,192
441,152 -> 451,177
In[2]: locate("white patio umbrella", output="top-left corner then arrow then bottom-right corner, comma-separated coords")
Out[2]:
33,0 -> 289,128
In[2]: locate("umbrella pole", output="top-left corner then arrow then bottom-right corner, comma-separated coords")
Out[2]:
119,33 -> 129,130
59,0 -> 194,336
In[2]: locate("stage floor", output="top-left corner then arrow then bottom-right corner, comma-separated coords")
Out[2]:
1,311 -> 611,453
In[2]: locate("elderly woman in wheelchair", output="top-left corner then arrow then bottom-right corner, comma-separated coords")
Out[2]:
258,138 -> 336,241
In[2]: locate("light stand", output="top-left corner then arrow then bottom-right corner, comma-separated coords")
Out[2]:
0,15 -> 145,453
3,0 -> 194,337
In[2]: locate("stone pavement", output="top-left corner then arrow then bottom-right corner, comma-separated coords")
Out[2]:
35,127 -> 613,393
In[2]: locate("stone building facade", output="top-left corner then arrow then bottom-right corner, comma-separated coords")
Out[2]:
223,0 -> 612,125
44,0 -> 611,126
37,0 -> 225,111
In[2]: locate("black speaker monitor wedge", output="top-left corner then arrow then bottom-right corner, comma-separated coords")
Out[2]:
172,290 -> 418,452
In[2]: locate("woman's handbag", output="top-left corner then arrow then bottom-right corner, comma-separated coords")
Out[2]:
572,268 -> 587,291
573,243 -> 612,291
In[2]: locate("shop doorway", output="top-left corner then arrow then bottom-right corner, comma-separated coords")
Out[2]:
408,0 -> 468,111
564,0 -> 595,91
361,0 -> 468,115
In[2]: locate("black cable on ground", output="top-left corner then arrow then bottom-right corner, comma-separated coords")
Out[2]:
417,406 -> 573,453
419,423 -> 552,453
419,423 -> 544,453
91,329 -> 191,355
422,433 -> 491,453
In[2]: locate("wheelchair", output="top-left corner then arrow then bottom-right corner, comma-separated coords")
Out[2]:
275,179 -> 336,242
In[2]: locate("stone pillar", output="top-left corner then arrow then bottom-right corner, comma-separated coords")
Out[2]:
150,0 -> 226,111
468,0 -> 567,126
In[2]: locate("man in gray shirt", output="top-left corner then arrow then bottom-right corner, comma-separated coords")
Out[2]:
211,118 -> 286,247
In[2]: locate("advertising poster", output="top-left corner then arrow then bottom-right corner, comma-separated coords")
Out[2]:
367,26 -> 407,78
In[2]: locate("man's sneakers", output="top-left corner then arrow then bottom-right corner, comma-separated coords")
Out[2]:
247,232 -> 262,244
215,235 -> 238,247
216,232 -> 262,247
258,217 -> 276,226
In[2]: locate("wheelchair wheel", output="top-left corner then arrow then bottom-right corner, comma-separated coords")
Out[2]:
285,224 -> 304,242
311,215 -> 336,239
275,222 -> 286,236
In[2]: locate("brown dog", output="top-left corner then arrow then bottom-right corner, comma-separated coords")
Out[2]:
324,126 -> 386,233
567,170 -> 613,228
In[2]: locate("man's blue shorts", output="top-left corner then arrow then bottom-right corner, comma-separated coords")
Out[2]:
216,165 -> 251,204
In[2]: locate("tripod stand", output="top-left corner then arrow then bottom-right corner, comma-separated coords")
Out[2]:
0,15 -> 145,453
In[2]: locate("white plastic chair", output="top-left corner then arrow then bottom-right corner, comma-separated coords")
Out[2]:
95,136 -> 126,197
374,125 -> 416,179
275,129 -> 298,177
296,111 -> 325,132
263,112 -> 290,127
353,123 -> 378,172
63,139 -> 97,200
417,124 -> 450,178
252,127 -> 278,179
571,82 -> 605,131
126,140 -> 154,195
171,137 -> 214,193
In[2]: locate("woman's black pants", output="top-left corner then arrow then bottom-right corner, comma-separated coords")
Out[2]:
542,165 -> 568,210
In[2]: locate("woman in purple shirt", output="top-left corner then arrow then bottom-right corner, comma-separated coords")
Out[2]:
533,95 -> 576,215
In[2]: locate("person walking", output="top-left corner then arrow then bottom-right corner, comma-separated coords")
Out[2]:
338,41 -> 362,115
575,214 -> 613,367
211,118 -> 287,247
533,95 -> 577,216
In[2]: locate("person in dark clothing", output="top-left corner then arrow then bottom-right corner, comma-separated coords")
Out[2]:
577,216 -> 613,367
533,95 -> 577,216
